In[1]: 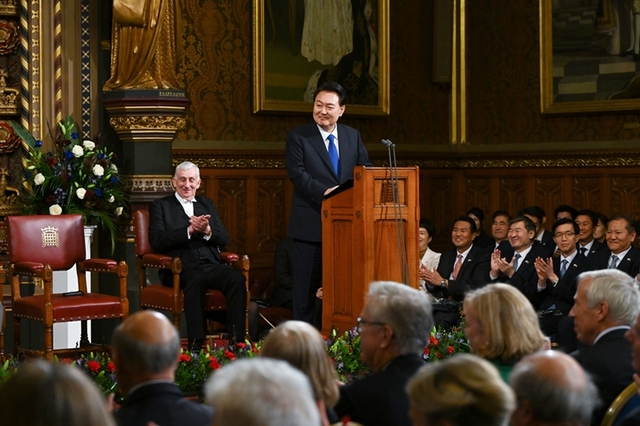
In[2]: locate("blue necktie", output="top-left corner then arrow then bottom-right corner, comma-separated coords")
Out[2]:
327,134 -> 339,178
560,259 -> 568,278
513,253 -> 521,271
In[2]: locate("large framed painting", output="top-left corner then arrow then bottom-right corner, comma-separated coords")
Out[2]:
540,0 -> 640,114
252,0 -> 390,115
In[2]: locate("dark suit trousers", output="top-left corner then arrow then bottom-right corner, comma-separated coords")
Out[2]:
292,239 -> 323,324
180,261 -> 246,342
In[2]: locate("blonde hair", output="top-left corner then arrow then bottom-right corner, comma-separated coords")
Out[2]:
260,320 -> 339,408
406,354 -> 515,426
464,283 -> 546,364
0,360 -> 116,426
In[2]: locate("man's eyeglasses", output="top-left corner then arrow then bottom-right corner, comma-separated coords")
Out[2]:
356,317 -> 386,332
553,231 -> 576,239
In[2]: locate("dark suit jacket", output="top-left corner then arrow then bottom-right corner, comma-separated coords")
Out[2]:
621,407 -> 640,426
539,252 -> 590,315
430,244 -> 490,300
589,246 -> 640,278
571,329 -> 635,426
493,243 -> 551,309
149,195 -> 229,269
579,240 -> 606,258
114,382 -> 214,426
334,353 -> 424,426
286,122 -> 371,242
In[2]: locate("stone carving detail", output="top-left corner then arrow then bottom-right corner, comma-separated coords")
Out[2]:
109,116 -> 186,131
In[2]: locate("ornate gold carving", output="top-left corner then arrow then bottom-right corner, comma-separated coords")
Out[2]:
172,157 -> 286,169
0,0 -> 17,17
109,116 -> 186,131
41,226 -> 60,248
0,69 -> 19,115
123,175 -> 173,193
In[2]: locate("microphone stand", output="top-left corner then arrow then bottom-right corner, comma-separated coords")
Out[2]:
381,139 -> 409,285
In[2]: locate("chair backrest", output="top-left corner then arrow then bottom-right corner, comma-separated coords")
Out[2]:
602,382 -> 640,426
7,214 -> 86,270
133,209 -> 153,257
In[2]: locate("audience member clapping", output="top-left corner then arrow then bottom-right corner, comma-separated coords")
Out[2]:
463,283 -> 547,381
406,353 -> 515,426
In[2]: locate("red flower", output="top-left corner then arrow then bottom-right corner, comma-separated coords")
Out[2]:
423,347 -> 430,356
223,350 -> 236,361
46,157 -> 57,166
436,352 -> 442,359
429,336 -> 438,346
107,361 -> 116,372
447,345 -> 454,354
179,354 -> 191,363
209,357 -> 221,370
86,361 -> 101,373
236,342 -> 246,349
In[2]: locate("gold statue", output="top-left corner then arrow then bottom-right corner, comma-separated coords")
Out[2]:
104,0 -> 184,91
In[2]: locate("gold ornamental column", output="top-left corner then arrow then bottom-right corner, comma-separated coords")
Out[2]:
102,0 -> 188,209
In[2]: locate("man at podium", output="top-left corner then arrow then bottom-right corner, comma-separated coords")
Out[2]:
285,81 -> 371,324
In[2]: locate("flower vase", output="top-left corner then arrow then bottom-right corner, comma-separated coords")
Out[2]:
52,225 -> 97,350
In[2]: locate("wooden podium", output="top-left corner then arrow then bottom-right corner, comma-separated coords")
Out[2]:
321,166 -> 420,333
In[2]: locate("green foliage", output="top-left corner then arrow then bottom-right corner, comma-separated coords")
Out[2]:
11,116 -> 127,252
423,320 -> 471,362
325,328 -> 371,383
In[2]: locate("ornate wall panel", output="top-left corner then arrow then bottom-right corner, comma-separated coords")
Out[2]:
610,176 -> 640,218
572,176 -> 601,213
499,177 -> 526,218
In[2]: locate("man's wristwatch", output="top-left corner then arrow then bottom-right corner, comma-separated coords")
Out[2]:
440,279 -> 447,288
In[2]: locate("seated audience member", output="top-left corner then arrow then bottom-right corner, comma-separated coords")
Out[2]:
489,216 -> 551,310
589,214 -> 640,278
593,212 -> 608,243
519,206 -> 554,249
467,207 -> 494,248
621,312 -> 640,425
248,236 -> 294,341
418,218 -> 441,292
489,210 -> 511,251
205,358 -> 320,426
569,269 -> 640,426
0,360 -> 116,426
463,283 -> 547,382
406,353 -> 515,426
421,215 -> 490,329
334,281 -> 433,426
260,320 -> 340,426
575,209 -> 606,258
111,310 -> 213,426
509,351 -> 599,426
534,218 -> 590,340
554,204 -> 578,221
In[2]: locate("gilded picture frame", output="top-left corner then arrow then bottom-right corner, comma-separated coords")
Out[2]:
540,0 -> 640,114
252,0 -> 390,115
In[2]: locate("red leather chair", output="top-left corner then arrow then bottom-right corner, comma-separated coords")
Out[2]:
3,214 -> 128,360
133,209 -> 250,337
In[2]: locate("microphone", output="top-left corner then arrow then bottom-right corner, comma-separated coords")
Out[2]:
380,139 -> 409,285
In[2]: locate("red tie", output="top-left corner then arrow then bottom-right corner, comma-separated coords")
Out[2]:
452,254 -> 463,280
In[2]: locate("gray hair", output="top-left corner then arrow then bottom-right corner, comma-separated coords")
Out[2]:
579,269 -> 640,325
174,161 -> 200,178
365,281 -> 433,355
205,358 -> 320,426
111,319 -> 181,374
510,359 -> 599,425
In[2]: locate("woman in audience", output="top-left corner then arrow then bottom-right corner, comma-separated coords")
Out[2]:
260,320 -> 341,426
463,283 -> 547,381
406,353 -> 515,426
0,360 -> 116,426
593,212 -> 608,243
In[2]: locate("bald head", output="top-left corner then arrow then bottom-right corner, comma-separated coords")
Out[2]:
119,310 -> 177,346
111,310 -> 181,393
510,351 -> 598,426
